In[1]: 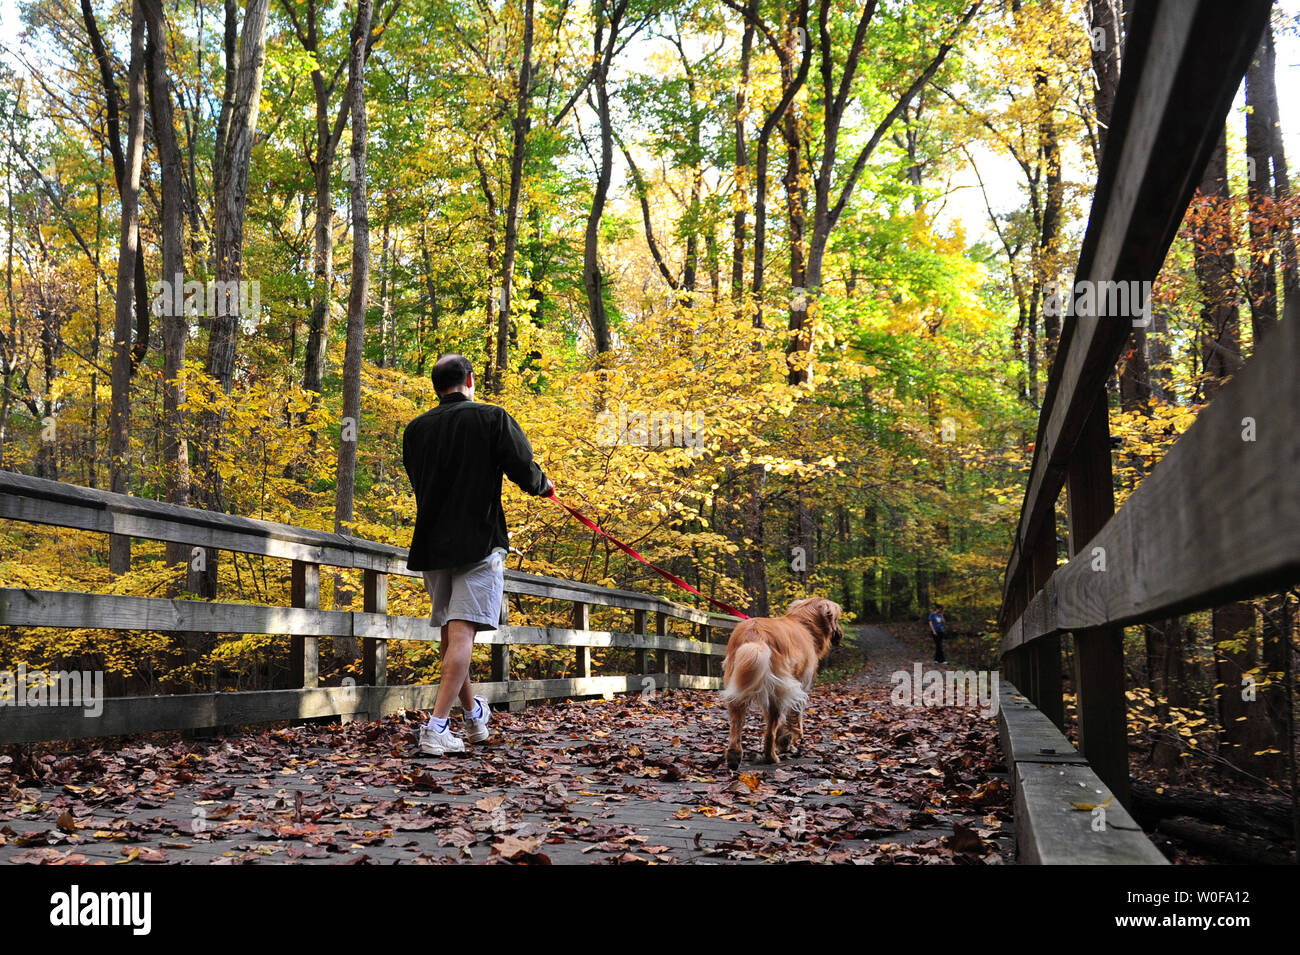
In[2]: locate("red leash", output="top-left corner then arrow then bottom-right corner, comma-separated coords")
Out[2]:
546,493 -> 749,619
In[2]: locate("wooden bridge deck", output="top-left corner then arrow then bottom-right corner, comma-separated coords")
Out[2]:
0,629 -> 1013,865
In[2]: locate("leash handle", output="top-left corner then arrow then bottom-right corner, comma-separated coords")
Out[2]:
546,493 -> 749,620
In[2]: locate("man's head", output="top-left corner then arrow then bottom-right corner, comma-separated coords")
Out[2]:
933,604 -> 944,613
432,353 -> 475,398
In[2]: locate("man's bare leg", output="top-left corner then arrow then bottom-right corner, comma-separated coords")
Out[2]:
438,623 -> 475,709
433,619 -> 477,719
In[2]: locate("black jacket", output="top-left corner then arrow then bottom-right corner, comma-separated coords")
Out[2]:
402,393 -> 550,571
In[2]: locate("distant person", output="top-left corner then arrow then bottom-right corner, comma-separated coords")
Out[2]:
403,354 -> 554,756
927,604 -> 947,664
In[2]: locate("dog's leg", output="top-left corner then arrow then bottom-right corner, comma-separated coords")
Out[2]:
762,703 -> 781,764
725,703 -> 746,770
787,708 -> 804,755
775,710 -> 793,753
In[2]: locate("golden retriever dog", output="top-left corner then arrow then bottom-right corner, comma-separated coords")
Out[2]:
721,598 -> 843,769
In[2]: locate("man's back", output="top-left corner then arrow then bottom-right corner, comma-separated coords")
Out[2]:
403,393 -> 548,571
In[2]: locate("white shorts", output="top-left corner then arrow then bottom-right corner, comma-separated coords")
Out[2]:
422,547 -> 506,632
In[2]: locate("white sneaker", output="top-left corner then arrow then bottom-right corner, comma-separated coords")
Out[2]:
418,721 -> 466,756
463,696 -> 491,744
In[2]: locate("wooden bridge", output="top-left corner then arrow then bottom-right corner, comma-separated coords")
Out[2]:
997,0 -> 1297,863
0,0 -> 1296,866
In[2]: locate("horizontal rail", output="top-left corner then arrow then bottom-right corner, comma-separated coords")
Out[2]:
0,674 -> 721,744
998,683 -> 1168,864
999,0 -> 1274,625
1001,289 -> 1300,655
0,470 -> 738,628
0,587 -> 727,655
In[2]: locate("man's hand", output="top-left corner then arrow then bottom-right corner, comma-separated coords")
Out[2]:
541,477 -> 555,498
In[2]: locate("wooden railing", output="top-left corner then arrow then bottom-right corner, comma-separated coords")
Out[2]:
998,0 -> 1296,859
0,470 -> 739,744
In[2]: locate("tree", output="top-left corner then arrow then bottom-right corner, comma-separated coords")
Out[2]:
494,0 -> 535,391
106,0 -> 147,577
794,0 -> 981,384
582,0 -> 639,354
195,0 -> 270,596
332,0 -> 377,662
142,0 -> 192,577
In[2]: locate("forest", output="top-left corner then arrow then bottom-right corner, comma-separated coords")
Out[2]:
0,0 -> 1296,813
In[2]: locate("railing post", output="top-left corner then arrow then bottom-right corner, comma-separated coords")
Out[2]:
491,596 -> 510,682
573,601 -> 591,678
1028,524 -> 1063,729
633,609 -> 648,673
362,569 -> 387,688
1066,395 -> 1130,807
290,560 -> 319,689
698,622 -> 712,678
655,611 -> 668,675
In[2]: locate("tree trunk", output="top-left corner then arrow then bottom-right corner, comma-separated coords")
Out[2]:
731,8 -> 754,314
196,0 -> 270,597
1087,0 -> 1122,164
1250,25 -> 1298,315
143,0 -> 192,580
474,149 -> 500,384
749,2 -> 809,329
1144,615 -> 1187,773
1245,31 -> 1278,344
332,0 -> 375,664
108,0 -> 147,577
497,0 -> 534,388
781,62 -> 809,386
742,463 -> 769,617
1192,131 -> 1241,393
1194,130 -> 1277,777
288,0 -> 360,403
583,50 -> 614,353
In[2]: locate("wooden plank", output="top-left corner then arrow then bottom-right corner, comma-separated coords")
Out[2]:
362,569 -> 387,687
476,626 -> 725,655
998,682 -> 1167,865
1000,0 -> 1274,622
0,477 -> 741,624
0,473 -> 414,574
290,561 -> 320,689
1014,761 -> 1169,865
0,673 -> 723,744
0,586 -> 350,635
502,568 -> 720,623
1001,304 -> 1300,650
0,588 -> 727,657
655,611 -> 669,673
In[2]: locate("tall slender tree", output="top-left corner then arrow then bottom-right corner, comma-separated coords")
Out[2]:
107,0 -> 147,576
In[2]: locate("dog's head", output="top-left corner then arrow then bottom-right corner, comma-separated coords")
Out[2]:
787,598 -> 844,655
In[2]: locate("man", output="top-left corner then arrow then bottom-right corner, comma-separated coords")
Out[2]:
927,604 -> 947,664
403,354 -> 553,755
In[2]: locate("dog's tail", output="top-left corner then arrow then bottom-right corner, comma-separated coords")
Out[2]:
720,642 -> 808,715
